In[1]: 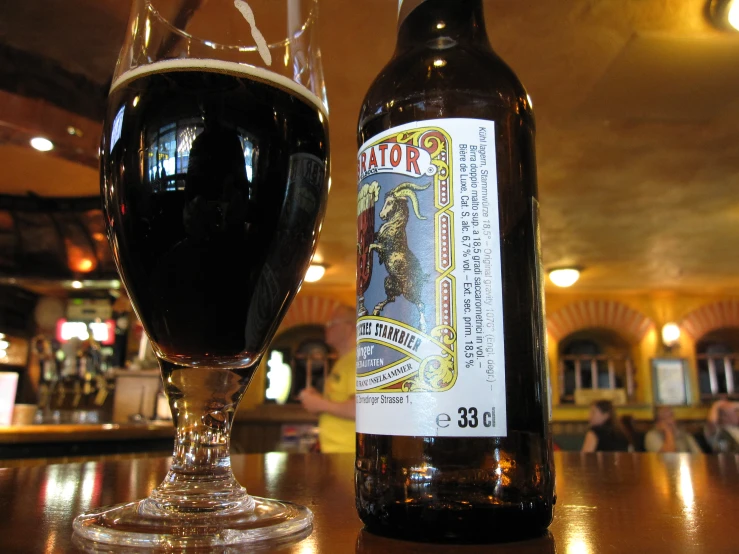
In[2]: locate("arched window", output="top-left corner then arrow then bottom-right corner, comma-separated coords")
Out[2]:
558,328 -> 635,404
696,327 -> 739,401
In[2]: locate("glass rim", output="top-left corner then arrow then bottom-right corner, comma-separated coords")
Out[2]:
145,0 -> 318,52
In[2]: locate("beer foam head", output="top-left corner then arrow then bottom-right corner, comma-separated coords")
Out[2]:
111,58 -> 327,116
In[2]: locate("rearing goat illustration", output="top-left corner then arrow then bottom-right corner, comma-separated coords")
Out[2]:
367,181 -> 431,332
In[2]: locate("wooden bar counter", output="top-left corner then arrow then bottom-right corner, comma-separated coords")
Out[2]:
0,423 -> 175,460
0,452 -> 737,552
0,422 -> 174,444
0,404 -> 317,459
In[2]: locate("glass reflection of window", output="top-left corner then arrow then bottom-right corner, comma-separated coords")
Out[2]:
110,106 -> 125,153
147,122 -> 256,192
146,120 -> 203,192
239,135 -> 256,184
176,126 -> 199,175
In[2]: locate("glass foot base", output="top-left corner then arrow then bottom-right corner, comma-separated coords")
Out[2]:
73,495 -> 313,549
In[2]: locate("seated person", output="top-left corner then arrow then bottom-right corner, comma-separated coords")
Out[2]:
581,400 -> 631,452
645,406 -> 702,454
703,400 -> 739,453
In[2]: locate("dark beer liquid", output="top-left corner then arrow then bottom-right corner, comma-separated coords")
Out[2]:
356,1 -> 554,541
102,61 -> 329,367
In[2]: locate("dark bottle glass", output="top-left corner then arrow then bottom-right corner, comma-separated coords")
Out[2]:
355,0 -> 554,542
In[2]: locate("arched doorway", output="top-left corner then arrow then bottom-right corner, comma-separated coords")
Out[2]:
259,296 -> 349,405
263,324 -> 336,405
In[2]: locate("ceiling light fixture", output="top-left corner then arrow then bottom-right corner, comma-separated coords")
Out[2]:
304,264 -> 326,283
708,0 -> 739,31
548,268 -> 581,288
30,137 -> 54,152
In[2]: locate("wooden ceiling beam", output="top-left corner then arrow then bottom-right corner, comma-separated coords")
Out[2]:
0,43 -> 107,121
0,89 -> 101,170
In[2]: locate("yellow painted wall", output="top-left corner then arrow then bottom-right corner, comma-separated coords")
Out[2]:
546,291 -> 739,421
240,288 -> 738,421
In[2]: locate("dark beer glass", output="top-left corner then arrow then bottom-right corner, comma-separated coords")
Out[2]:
73,0 -> 328,548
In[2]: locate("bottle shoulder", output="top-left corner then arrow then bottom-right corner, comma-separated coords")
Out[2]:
358,44 -> 533,143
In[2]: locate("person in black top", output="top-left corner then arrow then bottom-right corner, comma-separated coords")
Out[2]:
581,399 -> 631,452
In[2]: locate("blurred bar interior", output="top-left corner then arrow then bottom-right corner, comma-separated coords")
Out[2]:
1,0 -> 739,460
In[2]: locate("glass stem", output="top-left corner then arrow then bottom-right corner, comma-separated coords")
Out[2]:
148,359 -> 253,513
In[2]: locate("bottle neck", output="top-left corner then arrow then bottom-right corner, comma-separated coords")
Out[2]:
396,0 -> 490,52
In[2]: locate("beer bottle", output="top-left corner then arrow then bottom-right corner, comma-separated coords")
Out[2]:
355,0 -> 554,542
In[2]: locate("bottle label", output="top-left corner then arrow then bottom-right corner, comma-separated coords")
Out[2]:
356,118 -> 507,437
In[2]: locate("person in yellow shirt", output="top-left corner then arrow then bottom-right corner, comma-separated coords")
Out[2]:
298,305 -> 356,453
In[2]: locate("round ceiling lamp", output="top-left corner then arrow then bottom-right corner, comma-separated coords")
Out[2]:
30,137 -> 54,152
548,268 -> 581,288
